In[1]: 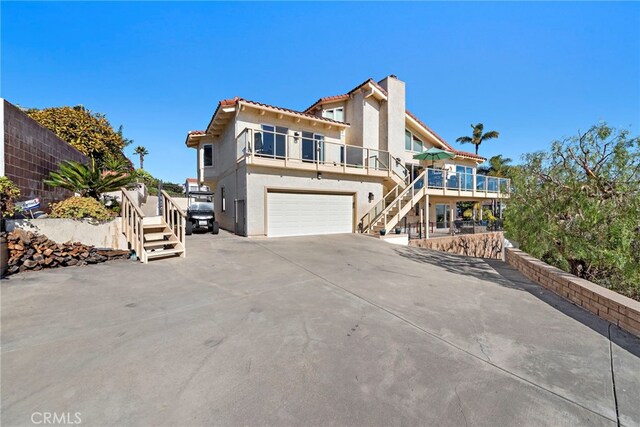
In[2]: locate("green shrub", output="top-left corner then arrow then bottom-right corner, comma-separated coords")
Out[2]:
0,176 -> 21,218
50,197 -> 114,222
483,209 -> 496,221
505,123 -> 640,301
462,208 -> 473,219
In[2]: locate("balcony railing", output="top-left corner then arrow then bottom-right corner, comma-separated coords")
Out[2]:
235,127 -> 510,194
236,127 -> 408,183
421,169 -> 510,194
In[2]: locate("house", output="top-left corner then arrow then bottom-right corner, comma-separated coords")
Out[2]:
185,75 -> 509,238
1,99 -> 88,209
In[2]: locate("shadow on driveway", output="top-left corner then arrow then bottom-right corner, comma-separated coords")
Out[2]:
393,245 -> 640,358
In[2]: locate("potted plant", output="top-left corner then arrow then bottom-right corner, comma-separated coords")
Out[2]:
395,227 -> 402,234
379,229 -> 387,236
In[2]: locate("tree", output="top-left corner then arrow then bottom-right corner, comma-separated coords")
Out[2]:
44,160 -> 133,200
26,106 -> 129,164
456,123 -> 500,155
477,155 -> 513,177
504,123 -> 640,301
134,146 -> 149,170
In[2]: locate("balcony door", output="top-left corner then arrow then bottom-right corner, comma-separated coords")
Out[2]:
256,124 -> 287,158
301,132 -> 324,163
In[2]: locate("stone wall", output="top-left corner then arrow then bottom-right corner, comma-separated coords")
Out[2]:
2,99 -> 88,209
506,248 -> 640,337
409,232 -> 504,259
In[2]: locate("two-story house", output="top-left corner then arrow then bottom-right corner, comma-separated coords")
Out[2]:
185,75 -> 509,238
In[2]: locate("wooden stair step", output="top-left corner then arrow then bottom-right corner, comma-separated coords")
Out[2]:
144,231 -> 173,241
146,248 -> 184,259
143,223 -> 168,230
144,240 -> 178,249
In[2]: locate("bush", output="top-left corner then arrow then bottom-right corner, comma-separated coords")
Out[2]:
50,197 -> 114,222
462,208 -> 473,219
505,124 -> 640,301
0,176 -> 20,218
483,209 -> 496,221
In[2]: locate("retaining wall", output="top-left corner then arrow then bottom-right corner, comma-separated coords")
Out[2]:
409,232 -> 504,259
2,99 -> 88,208
7,218 -> 128,250
506,248 -> 640,337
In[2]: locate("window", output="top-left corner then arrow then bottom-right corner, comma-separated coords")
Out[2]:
221,187 -> 226,212
301,132 -> 324,162
203,144 -> 213,167
404,130 -> 424,152
255,124 -> 287,158
322,107 -> 344,122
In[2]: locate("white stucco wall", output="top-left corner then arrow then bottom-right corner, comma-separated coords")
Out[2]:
244,166 -> 384,237
7,218 -> 128,250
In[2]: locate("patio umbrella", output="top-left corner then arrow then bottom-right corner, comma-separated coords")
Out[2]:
413,147 -> 455,167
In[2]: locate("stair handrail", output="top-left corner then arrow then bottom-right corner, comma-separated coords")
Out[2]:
160,190 -> 187,256
374,170 -> 427,232
358,159 -> 411,233
121,187 -> 147,263
358,181 -> 403,232
392,158 -> 410,185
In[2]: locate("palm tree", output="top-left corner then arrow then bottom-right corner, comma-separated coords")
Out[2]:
477,155 -> 513,177
456,123 -> 500,155
133,146 -> 149,170
44,159 -> 133,200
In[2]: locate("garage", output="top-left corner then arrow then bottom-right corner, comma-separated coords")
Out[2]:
267,191 -> 354,237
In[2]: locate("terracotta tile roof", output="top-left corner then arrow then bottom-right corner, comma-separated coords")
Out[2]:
304,78 -> 388,113
186,178 -> 198,183
406,110 -> 485,161
452,150 -> 486,161
237,97 -> 349,125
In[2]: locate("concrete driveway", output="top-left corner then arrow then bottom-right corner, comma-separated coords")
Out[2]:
2,232 -> 639,426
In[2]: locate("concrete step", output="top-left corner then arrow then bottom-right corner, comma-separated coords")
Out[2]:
146,248 -> 183,260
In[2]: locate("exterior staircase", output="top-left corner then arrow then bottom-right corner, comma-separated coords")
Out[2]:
121,188 -> 187,263
359,170 -> 428,235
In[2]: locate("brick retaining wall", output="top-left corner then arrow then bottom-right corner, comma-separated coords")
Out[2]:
3,100 -> 88,209
410,232 -> 503,259
505,248 -> 640,337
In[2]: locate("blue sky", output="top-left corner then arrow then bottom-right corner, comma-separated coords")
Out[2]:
2,1 -> 639,183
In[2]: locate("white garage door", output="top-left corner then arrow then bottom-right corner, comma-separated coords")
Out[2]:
267,192 -> 353,237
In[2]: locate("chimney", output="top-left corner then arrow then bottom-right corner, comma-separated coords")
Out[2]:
378,75 -> 405,156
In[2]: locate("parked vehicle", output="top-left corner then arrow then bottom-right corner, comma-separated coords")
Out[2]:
185,190 -> 219,235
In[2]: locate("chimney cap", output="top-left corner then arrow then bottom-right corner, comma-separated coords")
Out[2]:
389,74 -> 398,79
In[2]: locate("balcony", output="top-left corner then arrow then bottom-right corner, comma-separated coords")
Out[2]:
420,169 -> 511,197
235,127 -> 510,198
236,127 -> 407,183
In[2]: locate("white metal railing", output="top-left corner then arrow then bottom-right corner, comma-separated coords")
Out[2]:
121,188 -> 147,263
161,190 -> 187,257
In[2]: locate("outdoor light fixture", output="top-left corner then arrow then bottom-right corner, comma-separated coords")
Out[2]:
317,172 -> 322,180
368,192 -> 374,202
